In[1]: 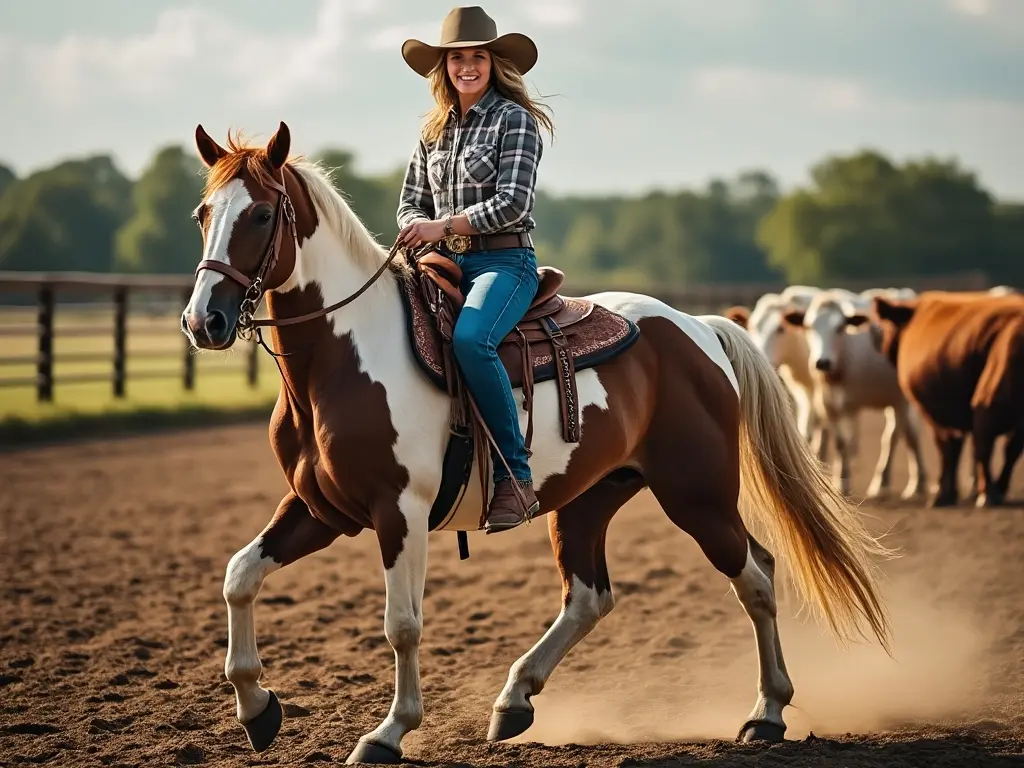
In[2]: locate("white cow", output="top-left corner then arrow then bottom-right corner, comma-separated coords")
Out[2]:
782,288 -> 928,500
745,286 -> 829,458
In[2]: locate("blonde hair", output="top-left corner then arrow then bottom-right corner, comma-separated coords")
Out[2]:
420,50 -> 555,145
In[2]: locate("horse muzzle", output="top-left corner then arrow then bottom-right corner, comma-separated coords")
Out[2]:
182,307 -> 236,350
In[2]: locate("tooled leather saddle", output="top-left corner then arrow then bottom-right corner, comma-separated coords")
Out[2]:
397,249 -> 640,552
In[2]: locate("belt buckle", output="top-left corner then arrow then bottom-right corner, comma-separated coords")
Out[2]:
444,234 -> 471,254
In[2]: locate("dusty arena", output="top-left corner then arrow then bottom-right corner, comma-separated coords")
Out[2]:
1,413 -> 1022,767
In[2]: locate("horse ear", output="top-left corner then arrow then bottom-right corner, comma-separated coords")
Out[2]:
195,124 -> 227,167
781,309 -> 805,328
267,121 -> 291,170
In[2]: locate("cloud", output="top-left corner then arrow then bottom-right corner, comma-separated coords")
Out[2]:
691,67 -> 868,113
950,0 -> 992,17
521,0 -> 585,28
11,0 -> 376,111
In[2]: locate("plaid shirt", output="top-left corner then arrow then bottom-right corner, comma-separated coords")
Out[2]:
397,87 -> 543,235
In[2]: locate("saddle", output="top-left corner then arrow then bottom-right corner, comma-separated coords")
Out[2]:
398,248 -> 640,542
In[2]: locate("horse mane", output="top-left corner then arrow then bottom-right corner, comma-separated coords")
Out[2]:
203,129 -> 408,281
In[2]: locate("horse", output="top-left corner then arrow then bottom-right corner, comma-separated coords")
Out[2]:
180,122 -> 893,765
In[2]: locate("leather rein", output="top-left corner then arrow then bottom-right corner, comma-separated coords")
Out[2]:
193,167 -> 409,356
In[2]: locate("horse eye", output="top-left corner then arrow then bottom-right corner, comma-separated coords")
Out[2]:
256,211 -> 272,225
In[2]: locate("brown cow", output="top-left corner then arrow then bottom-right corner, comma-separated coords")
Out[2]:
869,291 -> 1024,507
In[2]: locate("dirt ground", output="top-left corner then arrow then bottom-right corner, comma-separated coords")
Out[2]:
1,412 -> 1022,767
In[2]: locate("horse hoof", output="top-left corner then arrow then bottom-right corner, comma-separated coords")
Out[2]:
737,719 -> 786,744
487,708 -> 534,741
241,690 -> 283,753
345,739 -> 402,765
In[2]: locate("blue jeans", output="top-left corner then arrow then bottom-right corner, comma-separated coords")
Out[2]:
452,247 -> 539,483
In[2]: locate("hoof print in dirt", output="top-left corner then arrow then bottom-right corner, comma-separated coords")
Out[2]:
242,690 -> 283,753
486,708 -> 534,742
737,720 -> 787,744
345,739 -> 402,765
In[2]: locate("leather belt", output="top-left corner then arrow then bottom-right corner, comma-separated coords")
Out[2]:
443,231 -> 533,255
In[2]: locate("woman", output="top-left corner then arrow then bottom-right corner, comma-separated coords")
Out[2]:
396,6 -> 555,533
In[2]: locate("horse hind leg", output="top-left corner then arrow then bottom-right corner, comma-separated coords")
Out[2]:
731,534 -> 794,742
644,431 -> 790,741
487,469 -> 644,742
223,492 -> 340,752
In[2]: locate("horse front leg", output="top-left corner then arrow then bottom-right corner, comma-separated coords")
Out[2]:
223,492 -> 340,752
347,495 -> 430,765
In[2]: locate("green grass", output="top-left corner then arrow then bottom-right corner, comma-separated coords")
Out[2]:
0,305 -> 280,445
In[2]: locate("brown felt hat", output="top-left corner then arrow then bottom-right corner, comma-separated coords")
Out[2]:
401,6 -> 538,77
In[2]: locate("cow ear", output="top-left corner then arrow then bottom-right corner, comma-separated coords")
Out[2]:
845,313 -> 870,328
724,305 -> 750,329
781,310 -> 805,328
873,296 -> 915,326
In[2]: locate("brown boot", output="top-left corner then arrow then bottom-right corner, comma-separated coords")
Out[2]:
484,477 -> 540,534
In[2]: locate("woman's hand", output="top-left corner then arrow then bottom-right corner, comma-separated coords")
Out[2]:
398,219 -> 447,249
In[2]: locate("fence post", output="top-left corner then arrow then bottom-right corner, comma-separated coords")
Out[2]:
247,339 -> 259,388
36,284 -> 54,402
113,287 -> 128,398
182,289 -> 195,391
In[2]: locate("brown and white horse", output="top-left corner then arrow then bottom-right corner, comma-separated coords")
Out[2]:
180,123 -> 893,765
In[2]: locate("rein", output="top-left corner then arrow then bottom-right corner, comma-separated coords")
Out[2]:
194,166 -> 413,358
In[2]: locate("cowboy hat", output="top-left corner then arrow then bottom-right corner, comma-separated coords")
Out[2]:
401,6 -> 538,77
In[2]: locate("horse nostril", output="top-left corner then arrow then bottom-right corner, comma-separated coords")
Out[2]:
815,359 -> 832,372
205,309 -> 228,339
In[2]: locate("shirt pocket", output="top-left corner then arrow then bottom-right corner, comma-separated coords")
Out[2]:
461,141 -> 499,185
427,148 -> 450,189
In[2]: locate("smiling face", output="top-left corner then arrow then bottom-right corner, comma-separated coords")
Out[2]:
446,47 -> 491,99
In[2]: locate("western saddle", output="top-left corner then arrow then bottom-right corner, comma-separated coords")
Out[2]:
399,248 -> 640,537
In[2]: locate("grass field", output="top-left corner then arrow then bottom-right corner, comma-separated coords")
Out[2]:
0,304 -> 280,440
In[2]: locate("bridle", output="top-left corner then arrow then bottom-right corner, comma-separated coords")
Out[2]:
193,166 -> 406,354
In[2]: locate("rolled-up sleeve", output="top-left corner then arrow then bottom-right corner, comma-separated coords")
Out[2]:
462,108 -> 541,233
396,139 -> 435,228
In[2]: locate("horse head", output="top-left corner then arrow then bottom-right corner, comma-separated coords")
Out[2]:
182,122 -> 306,350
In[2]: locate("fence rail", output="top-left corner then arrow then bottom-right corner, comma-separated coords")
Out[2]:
0,268 -> 993,403
0,272 -> 259,403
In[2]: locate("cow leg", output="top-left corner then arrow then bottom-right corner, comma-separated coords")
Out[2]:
898,402 -> 928,500
866,406 -> 897,500
973,408 -> 1006,507
993,428 -> 1024,504
932,432 -> 964,507
832,412 -> 856,497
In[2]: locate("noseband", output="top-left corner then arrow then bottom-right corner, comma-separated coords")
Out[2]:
194,167 -> 403,343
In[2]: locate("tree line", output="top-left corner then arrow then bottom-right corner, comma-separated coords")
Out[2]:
0,144 -> 1021,286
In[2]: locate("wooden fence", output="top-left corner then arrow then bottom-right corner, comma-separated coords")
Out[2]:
0,269 -> 992,403
0,272 -> 260,403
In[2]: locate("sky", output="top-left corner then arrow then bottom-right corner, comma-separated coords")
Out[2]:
2,0 -> 1023,199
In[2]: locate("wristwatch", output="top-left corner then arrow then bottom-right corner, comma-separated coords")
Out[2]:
443,214 -> 454,236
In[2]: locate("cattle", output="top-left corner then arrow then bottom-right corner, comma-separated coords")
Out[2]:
869,290 -> 1024,507
745,286 -> 829,458
782,289 -> 929,501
